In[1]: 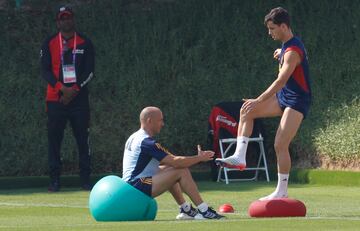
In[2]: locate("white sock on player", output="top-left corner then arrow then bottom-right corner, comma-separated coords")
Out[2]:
180,201 -> 191,212
197,202 -> 209,213
233,136 -> 249,163
259,173 -> 289,201
215,136 -> 249,168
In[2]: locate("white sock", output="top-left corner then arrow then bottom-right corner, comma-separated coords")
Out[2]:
197,202 -> 209,213
233,136 -> 249,161
275,173 -> 289,195
180,202 -> 191,212
259,173 -> 289,201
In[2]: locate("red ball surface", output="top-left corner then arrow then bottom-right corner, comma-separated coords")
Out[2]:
218,203 -> 235,213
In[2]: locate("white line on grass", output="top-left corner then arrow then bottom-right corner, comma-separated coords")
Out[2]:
0,202 -> 87,208
306,216 -> 360,221
0,202 -> 175,211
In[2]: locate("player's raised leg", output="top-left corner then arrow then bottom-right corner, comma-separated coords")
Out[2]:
215,95 -> 282,170
259,107 -> 303,200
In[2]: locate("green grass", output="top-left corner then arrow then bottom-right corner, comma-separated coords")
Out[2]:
290,169 -> 360,186
0,181 -> 359,231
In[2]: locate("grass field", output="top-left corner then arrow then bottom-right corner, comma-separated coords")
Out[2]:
0,181 -> 359,231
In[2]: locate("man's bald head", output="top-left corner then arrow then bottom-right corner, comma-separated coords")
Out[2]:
139,107 -> 164,136
140,106 -> 161,123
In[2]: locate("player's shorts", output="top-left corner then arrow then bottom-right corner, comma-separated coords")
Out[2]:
128,177 -> 153,197
276,92 -> 311,119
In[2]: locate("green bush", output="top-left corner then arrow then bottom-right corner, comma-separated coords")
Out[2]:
314,99 -> 360,159
0,0 -> 359,176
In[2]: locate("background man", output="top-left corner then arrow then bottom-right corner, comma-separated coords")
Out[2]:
122,106 -> 224,219
40,6 -> 95,192
216,7 -> 311,201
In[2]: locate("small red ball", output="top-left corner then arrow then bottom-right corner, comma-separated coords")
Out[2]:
218,203 -> 235,213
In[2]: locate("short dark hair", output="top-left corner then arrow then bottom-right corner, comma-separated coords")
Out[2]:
264,7 -> 290,27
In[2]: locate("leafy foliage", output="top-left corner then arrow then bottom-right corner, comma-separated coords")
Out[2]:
0,0 -> 359,176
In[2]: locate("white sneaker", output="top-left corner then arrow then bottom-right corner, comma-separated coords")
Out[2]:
259,191 -> 288,201
215,156 -> 246,171
194,207 -> 225,220
176,213 -> 195,220
175,205 -> 198,220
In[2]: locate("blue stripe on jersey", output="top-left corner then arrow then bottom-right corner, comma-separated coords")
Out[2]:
122,129 -> 168,182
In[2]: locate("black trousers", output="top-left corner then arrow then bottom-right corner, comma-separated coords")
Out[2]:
47,102 -> 91,185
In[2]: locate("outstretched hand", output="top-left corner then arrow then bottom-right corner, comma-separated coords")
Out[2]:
197,145 -> 214,162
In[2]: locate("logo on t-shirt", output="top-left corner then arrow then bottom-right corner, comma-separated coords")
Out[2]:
155,143 -> 173,155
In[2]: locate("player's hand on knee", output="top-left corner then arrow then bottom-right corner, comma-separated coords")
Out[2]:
242,98 -> 259,114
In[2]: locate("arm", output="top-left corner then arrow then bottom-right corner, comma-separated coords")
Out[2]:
257,50 -> 301,102
40,40 -> 63,91
242,50 -> 301,111
160,145 -> 214,169
75,39 -> 95,90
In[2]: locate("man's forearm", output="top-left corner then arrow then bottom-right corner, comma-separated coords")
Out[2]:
165,155 -> 203,169
257,78 -> 286,102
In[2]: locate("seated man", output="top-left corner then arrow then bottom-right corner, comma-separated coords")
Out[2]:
122,106 -> 224,220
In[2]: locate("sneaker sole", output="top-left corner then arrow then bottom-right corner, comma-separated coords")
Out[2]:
176,213 -> 195,220
215,160 -> 246,171
194,214 -> 225,220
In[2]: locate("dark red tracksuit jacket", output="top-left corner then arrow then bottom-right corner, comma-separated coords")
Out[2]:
40,32 -> 94,108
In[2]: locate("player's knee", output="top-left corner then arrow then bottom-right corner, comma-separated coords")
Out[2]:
240,110 -> 253,122
178,168 -> 191,178
274,140 -> 288,154
180,168 -> 191,175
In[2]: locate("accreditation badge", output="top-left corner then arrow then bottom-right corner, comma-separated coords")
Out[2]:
62,64 -> 77,83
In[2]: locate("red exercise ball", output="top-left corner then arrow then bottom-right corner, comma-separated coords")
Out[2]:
248,198 -> 306,217
218,203 -> 235,213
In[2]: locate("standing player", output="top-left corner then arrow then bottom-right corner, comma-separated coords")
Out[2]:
122,107 -> 224,219
216,7 -> 311,200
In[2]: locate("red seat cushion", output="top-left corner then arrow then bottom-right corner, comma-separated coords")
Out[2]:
248,198 -> 306,217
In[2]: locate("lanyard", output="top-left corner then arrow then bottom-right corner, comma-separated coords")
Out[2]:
58,32 -> 77,66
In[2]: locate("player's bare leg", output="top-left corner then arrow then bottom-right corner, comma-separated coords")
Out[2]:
152,167 -> 203,205
152,167 -> 224,219
167,182 -> 200,220
259,107 -> 303,200
216,95 -> 282,170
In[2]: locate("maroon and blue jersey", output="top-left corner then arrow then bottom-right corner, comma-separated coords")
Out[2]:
277,36 -> 311,117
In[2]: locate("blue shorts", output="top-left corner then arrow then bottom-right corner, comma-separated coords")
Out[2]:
276,92 -> 311,119
128,177 -> 152,197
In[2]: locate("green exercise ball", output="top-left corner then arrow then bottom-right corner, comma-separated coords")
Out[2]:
89,175 -> 157,221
